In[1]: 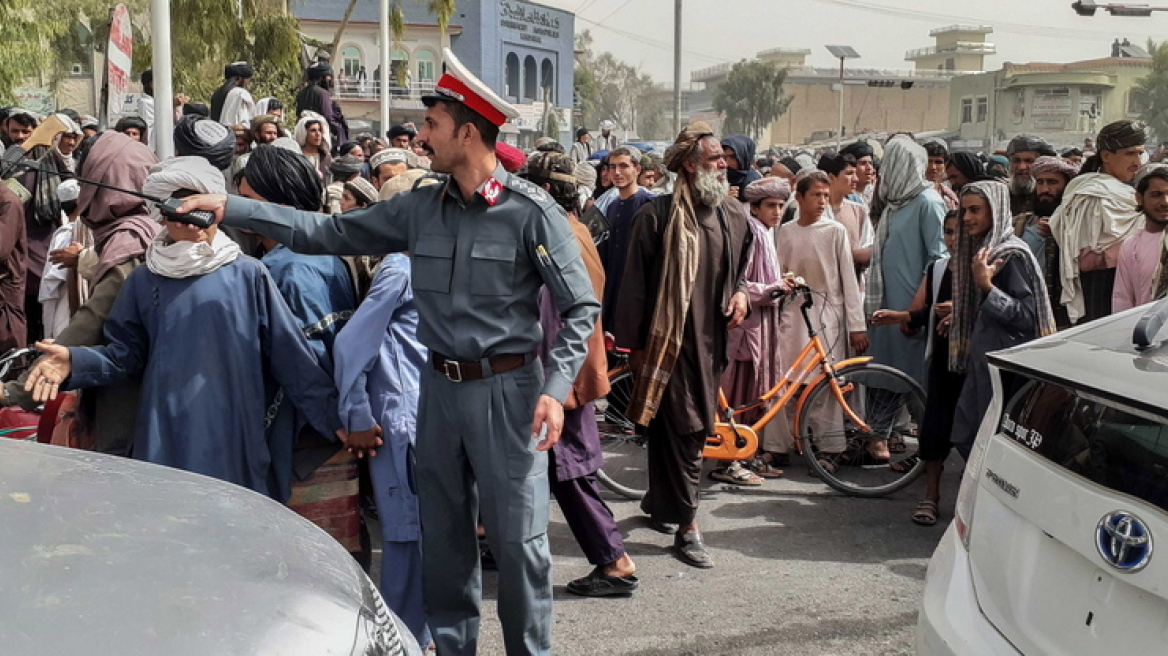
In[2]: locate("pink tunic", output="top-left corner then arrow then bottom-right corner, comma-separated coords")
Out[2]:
1112,228 -> 1164,312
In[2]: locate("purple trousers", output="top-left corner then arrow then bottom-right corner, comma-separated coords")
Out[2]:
549,445 -> 626,567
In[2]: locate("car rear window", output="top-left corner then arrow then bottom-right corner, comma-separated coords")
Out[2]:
1001,379 -> 1168,512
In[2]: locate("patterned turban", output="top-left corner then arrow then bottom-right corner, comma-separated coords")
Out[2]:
743,177 -> 791,204
1029,156 -> 1078,181
662,121 -> 715,173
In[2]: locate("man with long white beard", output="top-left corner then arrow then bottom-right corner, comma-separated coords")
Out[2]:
613,122 -> 753,569
1006,134 -> 1057,216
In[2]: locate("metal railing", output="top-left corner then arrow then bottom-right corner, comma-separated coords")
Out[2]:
332,82 -> 436,101
905,43 -> 997,60
929,24 -> 993,36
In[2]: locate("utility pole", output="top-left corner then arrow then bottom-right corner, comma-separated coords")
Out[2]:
379,0 -> 391,136
151,0 -> 174,158
673,0 -> 682,134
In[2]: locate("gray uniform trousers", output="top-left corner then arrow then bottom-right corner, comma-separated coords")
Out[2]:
416,358 -> 552,656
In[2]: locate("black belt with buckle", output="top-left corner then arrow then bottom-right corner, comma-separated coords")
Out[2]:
432,352 -> 532,382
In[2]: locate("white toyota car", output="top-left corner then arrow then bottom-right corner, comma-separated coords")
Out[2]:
918,298 -> 1168,654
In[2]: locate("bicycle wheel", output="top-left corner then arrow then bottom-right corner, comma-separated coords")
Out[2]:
594,367 -> 647,500
798,362 -> 926,497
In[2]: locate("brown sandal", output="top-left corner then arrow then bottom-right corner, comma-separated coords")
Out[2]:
912,500 -> 939,526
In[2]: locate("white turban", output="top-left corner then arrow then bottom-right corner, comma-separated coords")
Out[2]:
142,156 -> 227,204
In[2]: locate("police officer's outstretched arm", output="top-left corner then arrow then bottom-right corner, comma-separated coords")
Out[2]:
178,193 -> 412,256
526,205 -> 601,449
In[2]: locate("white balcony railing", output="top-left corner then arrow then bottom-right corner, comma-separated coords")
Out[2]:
332,82 -> 436,102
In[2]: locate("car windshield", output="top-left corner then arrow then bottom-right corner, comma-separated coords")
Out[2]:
1001,379 -> 1168,512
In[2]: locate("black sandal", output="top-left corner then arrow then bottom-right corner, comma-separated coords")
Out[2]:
566,566 -> 639,597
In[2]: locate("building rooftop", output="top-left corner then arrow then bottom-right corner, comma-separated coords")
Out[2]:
906,42 -> 997,61
757,47 -> 812,57
1001,56 -> 1152,74
930,24 -> 993,36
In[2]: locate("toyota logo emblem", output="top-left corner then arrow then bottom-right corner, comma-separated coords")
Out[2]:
1096,511 -> 1153,572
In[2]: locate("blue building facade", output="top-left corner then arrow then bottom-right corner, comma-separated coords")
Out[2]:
294,0 -> 575,144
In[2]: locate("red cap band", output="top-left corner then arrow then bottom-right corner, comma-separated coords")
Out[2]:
433,73 -> 508,127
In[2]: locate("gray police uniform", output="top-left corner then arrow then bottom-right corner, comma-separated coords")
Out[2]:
222,164 -> 599,656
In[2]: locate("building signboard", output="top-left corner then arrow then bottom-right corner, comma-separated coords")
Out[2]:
499,0 -> 562,45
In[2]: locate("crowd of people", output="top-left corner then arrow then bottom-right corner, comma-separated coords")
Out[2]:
0,44 -> 1165,655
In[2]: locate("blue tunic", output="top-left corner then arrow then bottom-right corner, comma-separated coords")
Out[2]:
596,187 -> 653,332
67,257 -> 344,500
331,255 -> 431,647
332,254 -> 426,543
868,189 -> 947,386
261,245 -> 356,495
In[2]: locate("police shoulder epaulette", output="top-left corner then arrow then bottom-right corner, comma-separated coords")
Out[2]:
411,172 -> 448,192
503,175 -> 556,210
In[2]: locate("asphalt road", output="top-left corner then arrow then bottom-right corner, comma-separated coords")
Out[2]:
475,453 -> 963,655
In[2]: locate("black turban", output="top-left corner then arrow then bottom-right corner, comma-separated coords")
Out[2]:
329,154 -> 364,177
1096,120 -> 1147,152
1006,134 -> 1056,157
224,61 -> 254,80
779,156 -> 802,175
173,114 -> 234,170
948,152 -> 990,184
243,145 -> 323,212
307,62 -> 333,80
182,102 -> 210,118
840,140 -> 874,161
387,124 -> 416,140
114,115 -> 148,143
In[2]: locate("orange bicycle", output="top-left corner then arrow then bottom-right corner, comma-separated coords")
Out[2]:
597,281 -> 926,499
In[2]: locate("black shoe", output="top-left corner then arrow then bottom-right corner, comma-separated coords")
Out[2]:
648,520 -> 679,534
478,538 -> 497,571
673,530 -> 714,569
565,566 -> 639,597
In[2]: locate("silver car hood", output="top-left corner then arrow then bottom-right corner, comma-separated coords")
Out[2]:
0,440 -> 368,655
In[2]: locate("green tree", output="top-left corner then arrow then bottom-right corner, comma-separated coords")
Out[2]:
712,59 -> 792,141
573,29 -> 668,140
1135,39 -> 1168,143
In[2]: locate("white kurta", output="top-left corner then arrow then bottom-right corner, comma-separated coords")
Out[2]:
775,218 -> 867,451
218,87 -> 255,127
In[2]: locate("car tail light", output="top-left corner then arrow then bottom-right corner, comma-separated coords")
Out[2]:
953,367 -> 1006,549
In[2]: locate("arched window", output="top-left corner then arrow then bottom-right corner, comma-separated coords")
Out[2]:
390,48 -> 410,86
341,46 -> 362,79
540,59 -> 554,103
416,49 -> 436,85
505,52 -> 520,101
523,55 -> 538,102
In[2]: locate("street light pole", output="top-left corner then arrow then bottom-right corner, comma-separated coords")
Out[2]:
837,56 -> 844,150
673,0 -> 682,134
825,45 -> 860,150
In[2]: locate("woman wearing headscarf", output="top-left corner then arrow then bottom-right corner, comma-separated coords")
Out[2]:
1,131 -> 158,455
294,111 -> 333,181
948,180 -> 1056,460
864,136 -> 947,458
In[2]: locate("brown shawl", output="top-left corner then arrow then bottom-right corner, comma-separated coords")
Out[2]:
76,131 -> 160,282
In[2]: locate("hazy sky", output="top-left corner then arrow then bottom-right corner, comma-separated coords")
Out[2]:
536,0 -> 1166,85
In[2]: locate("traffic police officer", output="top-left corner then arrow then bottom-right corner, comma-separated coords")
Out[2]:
180,49 -> 600,656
